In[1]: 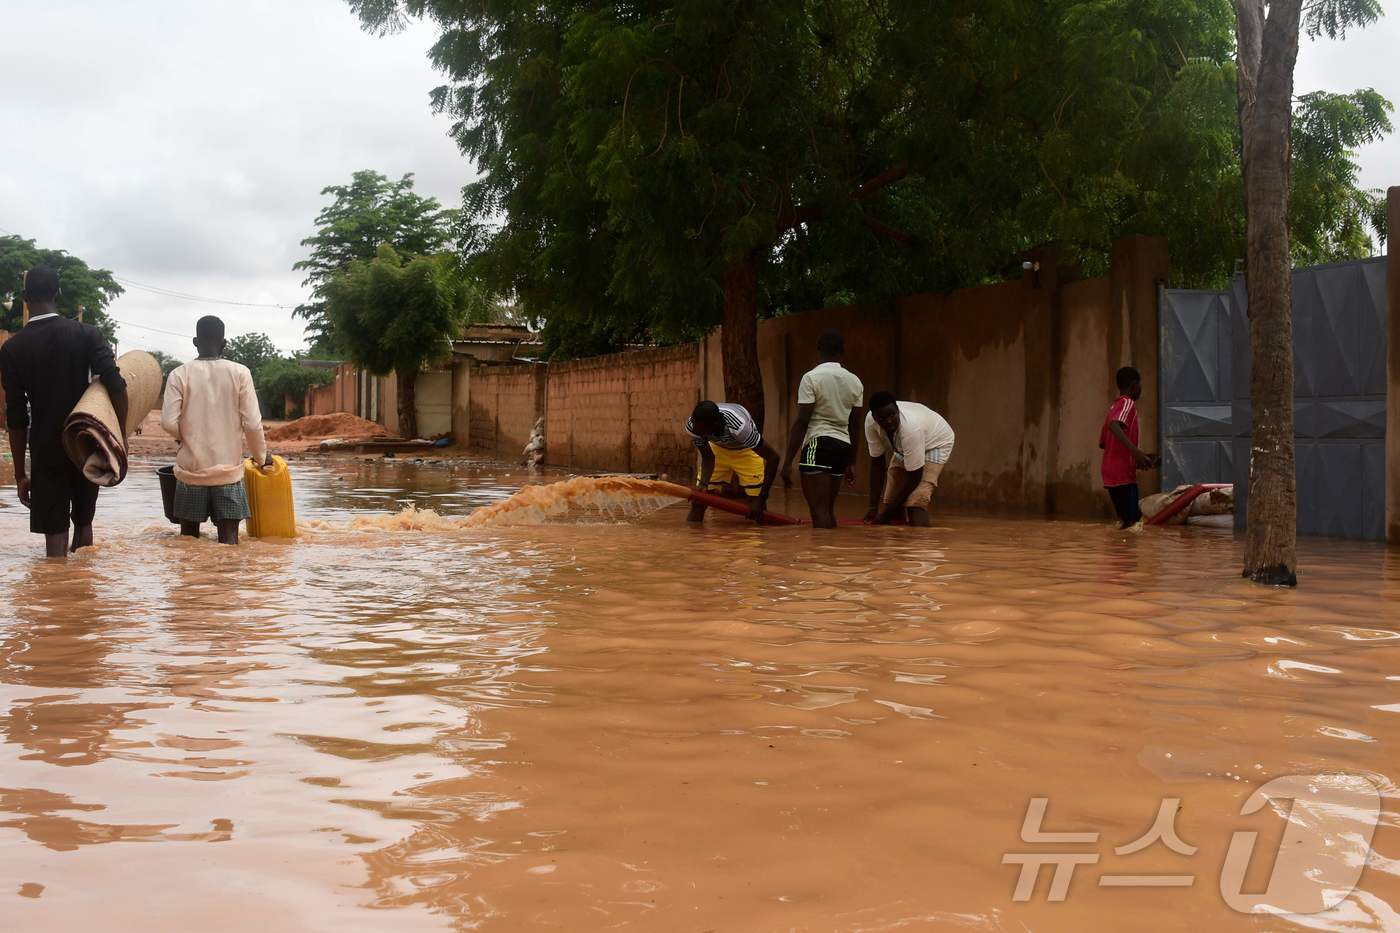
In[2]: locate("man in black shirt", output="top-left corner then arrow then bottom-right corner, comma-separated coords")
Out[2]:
0,267 -> 128,557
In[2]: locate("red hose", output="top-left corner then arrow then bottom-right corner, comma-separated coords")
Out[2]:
679,487 -> 908,526
684,487 -> 806,525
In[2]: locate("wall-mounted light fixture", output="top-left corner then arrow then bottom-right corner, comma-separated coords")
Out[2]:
1022,259 -> 1042,288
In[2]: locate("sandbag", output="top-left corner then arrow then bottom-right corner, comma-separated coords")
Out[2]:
62,349 -> 162,487
1187,485 -> 1233,516
1139,483 -> 1235,526
1136,487 -> 1192,523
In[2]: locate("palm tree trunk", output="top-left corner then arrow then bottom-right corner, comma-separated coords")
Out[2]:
1236,0 -> 1302,586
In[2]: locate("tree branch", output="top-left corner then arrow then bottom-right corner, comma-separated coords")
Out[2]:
1235,0 -> 1264,97
649,85 -> 672,156
777,205 -> 828,234
863,215 -> 916,243
851,164 -> 909,200
776,164 -> 914,239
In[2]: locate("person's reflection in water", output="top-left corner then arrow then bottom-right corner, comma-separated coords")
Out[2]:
0,560 -> 158,767
0,560 -> 230,851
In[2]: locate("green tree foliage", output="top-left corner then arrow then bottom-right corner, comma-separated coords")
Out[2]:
1,234 -> 122,342
224,332 -> 280,374
323,244 -> 481,436
294,170 -> 457,350
1289,88 -> 1392,264
148,350 -> 183,378
350,0 -> 1391,414
253,357 -> 335,419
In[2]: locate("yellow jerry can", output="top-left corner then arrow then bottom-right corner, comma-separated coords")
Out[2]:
243,455 -> 297,538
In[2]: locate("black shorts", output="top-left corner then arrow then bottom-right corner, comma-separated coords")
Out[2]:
28,457 -> 100,535
798,436 -> 854,475
1106,483 -> 1141,528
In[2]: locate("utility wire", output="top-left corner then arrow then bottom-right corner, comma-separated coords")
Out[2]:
109,318 -> 193,339
3,223 -> 301,310
114,276 -> 299,310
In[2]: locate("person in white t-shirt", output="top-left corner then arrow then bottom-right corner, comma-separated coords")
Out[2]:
864,392 -> 955,526
161,316 -> 273,545
781,330 -> 863,528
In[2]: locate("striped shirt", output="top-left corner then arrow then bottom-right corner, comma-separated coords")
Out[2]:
685,402 -> 762,451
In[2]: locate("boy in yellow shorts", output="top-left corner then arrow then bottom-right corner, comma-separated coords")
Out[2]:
684,400 -> 780,523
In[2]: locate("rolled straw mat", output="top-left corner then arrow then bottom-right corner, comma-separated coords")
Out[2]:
62,349 -> 162,486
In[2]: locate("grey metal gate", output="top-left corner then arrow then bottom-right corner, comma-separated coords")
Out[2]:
1160,288 -> 1234,490
1231,258 -> 1388,541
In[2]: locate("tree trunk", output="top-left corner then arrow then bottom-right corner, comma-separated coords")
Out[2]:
1236,0 -> 1302,586
721,251 -> 765,430
397,369 -> 418,439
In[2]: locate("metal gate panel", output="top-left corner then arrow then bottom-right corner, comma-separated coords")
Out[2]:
1160,288 -> 1233,489
1230,258 -> 1387,541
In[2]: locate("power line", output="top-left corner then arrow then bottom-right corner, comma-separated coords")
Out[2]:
110,318 -> 193,339
113,276 -> 298,310
3,224 -> 301,309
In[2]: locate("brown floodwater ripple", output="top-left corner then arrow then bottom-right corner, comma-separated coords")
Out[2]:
2,457 -> 1400,931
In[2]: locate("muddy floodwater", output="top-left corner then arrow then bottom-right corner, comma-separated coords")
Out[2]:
2,458 -> 1400,931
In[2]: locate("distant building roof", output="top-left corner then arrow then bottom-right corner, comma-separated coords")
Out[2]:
452,324 -> 543,362
460,323 -> 540,342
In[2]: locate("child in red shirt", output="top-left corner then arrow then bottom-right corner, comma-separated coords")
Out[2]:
1099,366 -> 1159,528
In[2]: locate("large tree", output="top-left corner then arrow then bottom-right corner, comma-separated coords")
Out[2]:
1235,0 -> 1383,587
294,170 -> 457,351
348,1 -> 1389,430
253,357 -> 335,419
323,244 -> 482,437
149,350 -> 182,379
351,0 -> 918,428
1,234 -> 121,342
225,332 -> 280,374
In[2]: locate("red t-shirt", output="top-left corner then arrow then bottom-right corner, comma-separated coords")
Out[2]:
1099,395 -> 1139,487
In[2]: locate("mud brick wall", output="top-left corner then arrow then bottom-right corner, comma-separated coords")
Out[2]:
624,346 -> 702,479
305,380 -> 336,416
469,362 -> 545,461
545,345 -> 699,477
304,364 -> 356,418
703,236 -> 1168,518
292,234 -> 1181,517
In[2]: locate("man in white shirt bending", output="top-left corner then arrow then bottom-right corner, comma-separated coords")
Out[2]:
864,392 -> 955,526
781,330 -> 863,528
161,316 -> 272,544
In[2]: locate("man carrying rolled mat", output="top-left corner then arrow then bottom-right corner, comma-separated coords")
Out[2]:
0,266 -> 128,558
161,315 -> 272,545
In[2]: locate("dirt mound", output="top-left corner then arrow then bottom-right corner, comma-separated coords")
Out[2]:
267,413 -> 385,442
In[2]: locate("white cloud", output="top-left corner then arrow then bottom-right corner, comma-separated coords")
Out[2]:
1,0 -> 469,359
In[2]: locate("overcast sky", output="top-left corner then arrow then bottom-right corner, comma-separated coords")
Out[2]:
2,1 -> 1397,361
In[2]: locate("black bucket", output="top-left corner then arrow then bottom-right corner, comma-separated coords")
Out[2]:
157,466 -> 179,525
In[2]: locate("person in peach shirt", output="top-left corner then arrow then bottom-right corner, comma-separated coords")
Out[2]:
161,316 -> 272,544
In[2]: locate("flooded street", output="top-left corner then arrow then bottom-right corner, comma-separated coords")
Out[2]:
2,459 -> 1400,931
